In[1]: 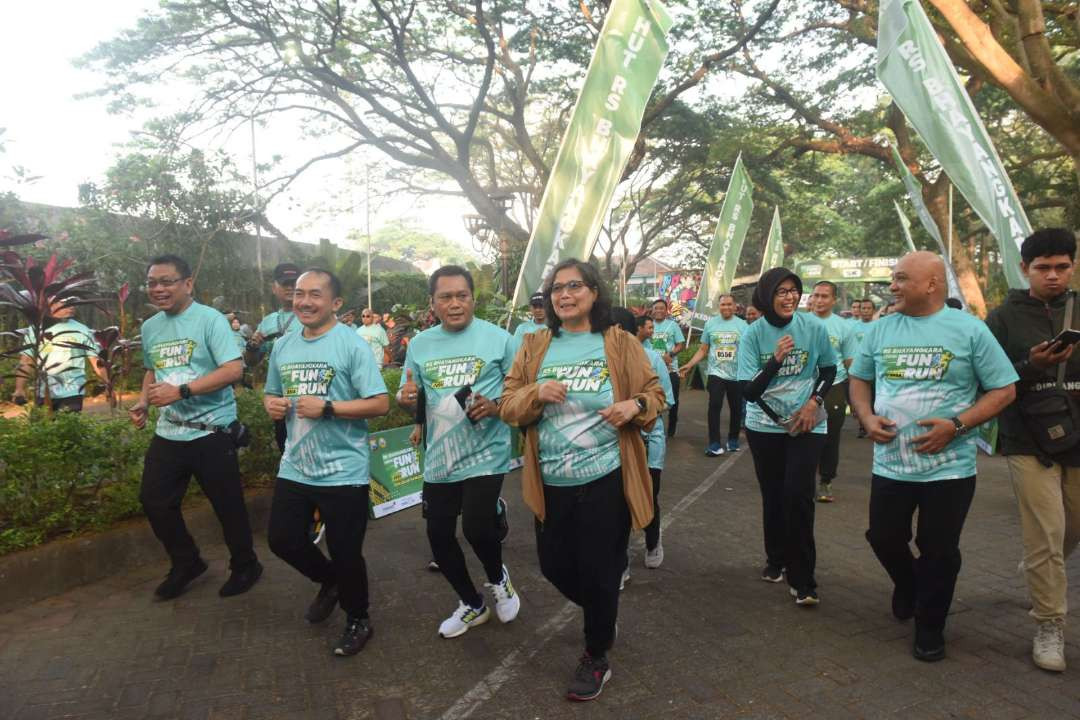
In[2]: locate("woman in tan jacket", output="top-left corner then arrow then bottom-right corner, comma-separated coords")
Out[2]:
499,258 -> 665,702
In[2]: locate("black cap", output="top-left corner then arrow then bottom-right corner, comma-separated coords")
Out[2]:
272,263 -> 300,284
529,291 -> 544,306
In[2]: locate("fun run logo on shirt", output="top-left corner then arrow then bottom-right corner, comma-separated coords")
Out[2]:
539,359 -> 610,392
883,346 -> 955,381
150,339 -> 196,370
280,362 -> 336,396
711,331 -> 739,361
759,350 -> 809,377
425,356 -> 485,389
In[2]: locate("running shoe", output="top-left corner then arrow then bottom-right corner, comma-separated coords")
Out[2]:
644,543 -> 664,569
305,582 -> 339,624
427,558 -> 440,572
790,587 -> 820,606
913,625 -> 945,662
154,557 -> 208,600
705,442 -> 725,456
566,654 -> 611,701
816,482 -> 834,503
438,601 -> 490,638
333,616 -> 373,656
760,564 -> 784,583
726,439 -> 740,452
484,565 -> 521,623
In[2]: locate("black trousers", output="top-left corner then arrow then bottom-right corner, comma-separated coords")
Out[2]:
139,433 -> 257,570
706,376 -> 743,444
667,372 -> 681,436
423,475 -> 505,608
746,430 -> 826,592
273,418 -> 287,453
644,468 -> 662,551
866,475 -> 976,632
818,380 -> 848,482
35,395 -> 84,412
268,478 -> 371,619
537,470 -> 630,658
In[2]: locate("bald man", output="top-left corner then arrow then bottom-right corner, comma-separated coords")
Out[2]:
356,308 -> 389,369
849,252 -> 1017,662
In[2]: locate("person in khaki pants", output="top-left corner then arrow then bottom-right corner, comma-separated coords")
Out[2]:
986,228 -> 1080,672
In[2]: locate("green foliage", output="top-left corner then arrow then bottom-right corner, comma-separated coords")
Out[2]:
369,367 -> 415,433
349,220 -> 472,266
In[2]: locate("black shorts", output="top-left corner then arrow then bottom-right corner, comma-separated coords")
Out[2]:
422,475 -> 504,519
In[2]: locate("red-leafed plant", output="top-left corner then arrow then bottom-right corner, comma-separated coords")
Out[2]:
92,283 -> 142,409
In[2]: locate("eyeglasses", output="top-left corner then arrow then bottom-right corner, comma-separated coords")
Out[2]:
774,287 -> 800,298
144,278 -> 184,290
550,280 -> 589,295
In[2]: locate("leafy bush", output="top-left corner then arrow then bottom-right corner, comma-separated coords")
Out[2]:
0,369 -> 415,555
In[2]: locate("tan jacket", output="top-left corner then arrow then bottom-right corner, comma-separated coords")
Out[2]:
499,325 -> 666,530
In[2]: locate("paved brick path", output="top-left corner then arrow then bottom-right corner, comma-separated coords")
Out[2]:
2,389 -> 1079,719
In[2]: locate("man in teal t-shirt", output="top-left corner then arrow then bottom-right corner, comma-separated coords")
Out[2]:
810,281 -> 859,503
246,262 -> 301,451
680,294 -> 749,455
511,291 -> 547,355
130,254 -> 261,602
13,299 -> 104,413
650,298 -> 685,437
398,265 -> 521,640
264,268 -> 389,658
849,251 -> 1017,663
356,307 -> 389,369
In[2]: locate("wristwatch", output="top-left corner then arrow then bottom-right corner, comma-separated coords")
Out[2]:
812,394 -> 824,406
179,384 -> 191,400
949,416 -> 968,436
634,397 -> 647,414
322,400 -> 335,419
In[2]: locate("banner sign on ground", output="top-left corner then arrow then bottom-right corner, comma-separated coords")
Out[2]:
510,0 -> 673,309
890,146 -> 965,304
761,207 -> 784,274
877,0 -> 1031,289
692,153 -> 754,329
795,257 -> 898,283
368,426 -> 424,519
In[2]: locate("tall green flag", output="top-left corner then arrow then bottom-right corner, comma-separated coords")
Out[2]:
510,0 -> 673,308
692,153 -> 753,329
894,200 -> 919,254
877,0 -> 1031,289
760,206 -> 784,274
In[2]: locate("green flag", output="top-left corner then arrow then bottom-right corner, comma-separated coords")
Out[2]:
691,153 -> 754,329
877,0 -> 1031,289
510,0 -> 673,308
894,200 -> 919,254
760,206 -> 784,274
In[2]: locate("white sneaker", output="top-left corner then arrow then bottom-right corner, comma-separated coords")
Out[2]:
645,543 -> 664,569
1033,618 -> 1066,672
438,601 -> 490,639
619,567 -> 630,591
484,565 -> 521,624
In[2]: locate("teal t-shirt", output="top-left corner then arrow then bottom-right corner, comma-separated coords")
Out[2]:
649,318 -> 685,372
356,323 -> 389,369
702,315 -> 749,380
511,319 -> 545,355
256,309 -> 299,355
817,313 -> 858,383
537,330 -> 620,486
141,302 -> 242,441
231,330 -> 247,356
852,318 -> 874,347
22,319 -> 95,399
401,318 -> 514,484
643,345 -> 674,470
736,312 -> 836,434
849,308 -> 1018,482
265,322 -> 388,486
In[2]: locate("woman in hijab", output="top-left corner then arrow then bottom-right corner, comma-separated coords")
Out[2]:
737,267 -> 837,606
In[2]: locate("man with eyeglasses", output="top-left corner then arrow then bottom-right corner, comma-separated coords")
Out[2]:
398,265 -> 521,638
650,299 -> 685,437
246,263 -> 301,450
130,254 -> 262,601
511,291 -> 547,353
356,307 -> 389,369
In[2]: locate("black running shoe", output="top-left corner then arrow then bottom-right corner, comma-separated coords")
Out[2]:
566,654 -> 611,701
427,558 -> 440,572
155,557 -> 208,600
305,582 -> 339,624
219,560 -> 263,598
496,496 -> 510,543
790,587 -> 820,606
760,564 -> 784,583
333,616 -> 373,657
913,625 -> 945,662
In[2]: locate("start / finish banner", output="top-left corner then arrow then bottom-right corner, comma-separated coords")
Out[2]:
877,0 -> 1031,289
796,257 -> 898,283
692,153 -> 754,329
510,0 -> 673,308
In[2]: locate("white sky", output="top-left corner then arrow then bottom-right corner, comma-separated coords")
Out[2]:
0,1 -> 477,257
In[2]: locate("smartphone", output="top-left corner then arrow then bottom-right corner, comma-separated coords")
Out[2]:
454,384 -> 477,423
1049,329 -> 1080,349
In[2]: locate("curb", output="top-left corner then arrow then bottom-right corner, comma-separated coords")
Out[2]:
0,487 -> 274,612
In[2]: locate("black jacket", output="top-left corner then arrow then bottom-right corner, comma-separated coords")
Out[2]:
985,288 -> 1080,457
